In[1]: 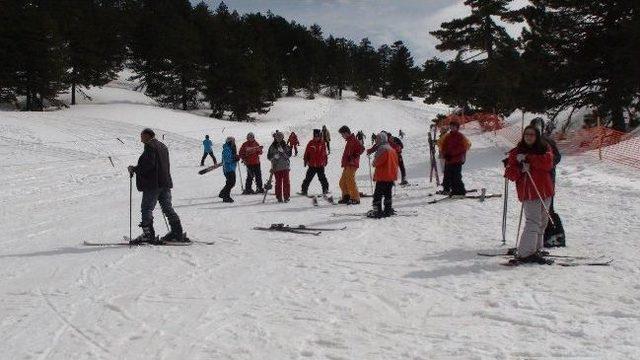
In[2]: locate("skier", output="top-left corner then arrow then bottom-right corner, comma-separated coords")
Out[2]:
300,129 -> 329,195
322,125 -> 331,154
504,125 -> 555,264
267,131 -> 292,202
371,132 -> 376,145
387,131 -> 408,185
238,132 -> 264,194
439,122 -> 471,195
367,132 -> 399,218
219,137 -> 239,203
338,125 -> 365,204
127,128 -> 187,244
287,131 -> 300,156
200,134 -> 217,166
356,130 -> 366,146
530,117 -> 564,247
398,129 -> 405,139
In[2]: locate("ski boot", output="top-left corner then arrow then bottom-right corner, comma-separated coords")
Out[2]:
399,178 -> 409,186
337,195 -> 350,204
383,207 -> 396,217
160,220 -> 190,243
366,209 -> 384,219
223,197 -> 234,203
130,223 -> 155,245
242,189 -> 255,195
255,188 -> 265,194
348,199 -> 360,205
298,190 -> 308,196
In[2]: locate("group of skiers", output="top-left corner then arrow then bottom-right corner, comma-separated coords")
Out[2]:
127,118 -> 565,265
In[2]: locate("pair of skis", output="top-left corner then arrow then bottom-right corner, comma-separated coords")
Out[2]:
84,236 -> 215,247
427,188 -> 501,204
478,250 -> 612,267
253,223 -> 347,236
331,210 -> 418,217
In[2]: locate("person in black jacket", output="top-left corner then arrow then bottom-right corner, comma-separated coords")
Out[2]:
128,128 -> 187,244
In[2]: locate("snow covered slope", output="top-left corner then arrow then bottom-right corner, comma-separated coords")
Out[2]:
1,85 -> 640,359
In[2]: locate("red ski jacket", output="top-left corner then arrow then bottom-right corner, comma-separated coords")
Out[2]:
239,140 -> 263,165
439,131 -> 471,165
303,139 -> 328,168
504,146 -> 555,201
287,133 -> 300,146
341,134 -> 364,168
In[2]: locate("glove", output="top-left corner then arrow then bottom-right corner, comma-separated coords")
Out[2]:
303,161 -> 308,167
521,162 -> 530,173
501,158 -> 508,167
516,154 -> 526,163
127,165 -> 135,178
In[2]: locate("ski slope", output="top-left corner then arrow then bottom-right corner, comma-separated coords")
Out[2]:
1,84 -> 640,359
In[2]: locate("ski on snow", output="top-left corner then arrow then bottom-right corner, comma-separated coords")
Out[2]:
428,188 -> 501,204
83,236 -> 214,247
331,210 -> 418,217
501,258 -> 613,267
477,249 -> 600,260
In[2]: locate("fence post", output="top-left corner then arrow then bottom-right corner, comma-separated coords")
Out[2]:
597,116 -> 603,161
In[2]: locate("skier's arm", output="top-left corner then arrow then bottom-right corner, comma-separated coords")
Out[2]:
504,151 -> 522,181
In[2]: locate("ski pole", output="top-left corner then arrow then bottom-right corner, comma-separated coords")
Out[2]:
367,155 -> 374,193
502,177 -> 508,245
162,213 -> 170,232
238,163 -> 244,192
524,169 -> 555,226
129,174 -> 132,242
515,202 -> 523,250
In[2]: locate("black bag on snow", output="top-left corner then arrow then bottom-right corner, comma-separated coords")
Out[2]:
544,211 -> 565,247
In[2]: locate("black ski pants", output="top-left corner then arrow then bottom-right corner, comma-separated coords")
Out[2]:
219,171 -> 236,199
301,166 -> 329,193
443,162 -> 465,195
398,154 -> 407,180
245,164 -> 263,191
373,181 -> 393,211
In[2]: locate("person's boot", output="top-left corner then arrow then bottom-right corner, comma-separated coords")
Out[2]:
399,178 -> 408,186
161,220 -> 189,243
130,223 -> 155,245
255,188 -> 264,194
223,197 -> 234,203
366,203 -> 383,218
348,199 -> 360,205
337,195 -> 350,204
383,203 -> 396,217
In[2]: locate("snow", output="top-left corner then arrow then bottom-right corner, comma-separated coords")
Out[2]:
1,83 -> 640,359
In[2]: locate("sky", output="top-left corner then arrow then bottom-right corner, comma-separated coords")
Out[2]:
193,0 -> 474,64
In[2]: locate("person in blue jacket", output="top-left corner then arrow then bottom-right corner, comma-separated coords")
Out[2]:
218,137 -> 239,203
200,135 -> 217,166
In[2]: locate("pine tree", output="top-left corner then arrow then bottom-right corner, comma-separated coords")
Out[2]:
429,0 -> 521,114
51,0 -> 126,105
11,2 -> 67,110
520,0 -> 640,130
352,38 -> 380,100
129,0 -> 202,110
386,41 -> 415,100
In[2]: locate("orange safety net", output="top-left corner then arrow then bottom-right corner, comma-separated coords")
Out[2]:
441,113 -> 505,132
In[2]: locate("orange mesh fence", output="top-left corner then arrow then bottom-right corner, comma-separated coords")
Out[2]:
495,124 -> 640,169
441,113 -> 506,132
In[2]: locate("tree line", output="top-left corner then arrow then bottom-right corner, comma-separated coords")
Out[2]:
0,0 -> 423,120
1,0 -> 637,130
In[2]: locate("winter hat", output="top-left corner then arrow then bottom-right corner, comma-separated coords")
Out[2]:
376,131 -> 388,144
274,131 -> 284,141
247,132 -> 255,139
205,134 -> 210,139
226,136 -> 235,143
338,125 -> 350,134
313,129 -> 321,137
449,121 -> 460,129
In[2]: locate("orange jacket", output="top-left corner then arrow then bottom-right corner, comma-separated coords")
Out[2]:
372,146 -> 399,182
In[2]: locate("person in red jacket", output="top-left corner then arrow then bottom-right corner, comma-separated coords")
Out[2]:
367,132 -> 399,218
287,131 -> 300,156
504,125 -> 555,264
300,129 -> 329,195
338,125 -> 364,204
238,132 -> 264,194
439,122 -> 471,195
